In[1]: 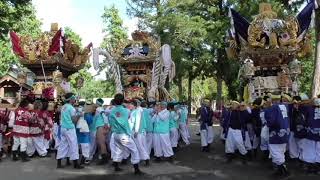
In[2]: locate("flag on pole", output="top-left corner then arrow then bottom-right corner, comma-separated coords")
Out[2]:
229,8 -> 250,43
48,29 -> 63,56
9,31 -> 25,58
296,1 -> 315,38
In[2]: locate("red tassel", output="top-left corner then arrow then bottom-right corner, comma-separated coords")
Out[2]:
9,31 -> 25,58
48,29 -> 62,56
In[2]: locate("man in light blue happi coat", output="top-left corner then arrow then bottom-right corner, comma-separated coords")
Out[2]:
109,94 -> 143,175
56,93 -> 83,169
153,102 -> 174,162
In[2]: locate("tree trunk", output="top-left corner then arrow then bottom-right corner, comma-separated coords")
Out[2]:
177,76 -> 183,101
188,72 -> 193,114
216,75 -> 223,110
312,7 -> 320,98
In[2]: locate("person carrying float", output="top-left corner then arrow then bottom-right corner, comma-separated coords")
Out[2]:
264,94 -> 290,178
178,103 -> 190,146
93,98 -> 110,165
168,103 -> 179,152
0,108 -> 10,161
56,93 -> 83,169
27,100 -> 48,157
199,99 -> 214,152
144,101 -> 155,156
75,101 -> 91,165
298,97 -> 320,173
12,98 -> 33,162
108,93 -> 143,175
224,101 -> 248,163
152,101 -> 174,162
131,99 -> 150,166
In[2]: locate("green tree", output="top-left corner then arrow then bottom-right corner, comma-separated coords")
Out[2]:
0,3 -> 41,77
64,27 -> 82,48
0,0 -> 33,39
101,5 -> 128,51
69,63 -> 116,99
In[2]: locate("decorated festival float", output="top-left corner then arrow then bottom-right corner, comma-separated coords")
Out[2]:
226,2 -> 314,102
7,23 -> 92,106
93,31 -> 176,102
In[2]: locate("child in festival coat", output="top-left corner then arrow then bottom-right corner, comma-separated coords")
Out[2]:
12,99 -> 33,162
76,101 -> 91,165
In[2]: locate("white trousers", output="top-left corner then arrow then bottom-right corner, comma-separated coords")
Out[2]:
0,134 -> 2,151
200,125 -> 214,147
112,133 -> 140,164
225,128 -> 247,155
134,132 -> 150,160
260,125 -> 269,151
153,133 -> 174,158
170,128 -> 179,148
12,136 -> 28,152
244,131 -> 252,150
110,133 -> 130,160
88,131 -> 97,160
288,132 -> 300,159
44,139 -> 50,150
179,123 -> 190,145
56,128 -> 79,160
269,144 -> 286,165
252,135 -> 260,150
80,143 -> 90,158
146,132 -> 153,155
300,139 -> 320,163
27,136 -> 47,156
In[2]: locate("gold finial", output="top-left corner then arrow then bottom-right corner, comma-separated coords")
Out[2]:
255,3 -> 277,19
51,23 -> 59,32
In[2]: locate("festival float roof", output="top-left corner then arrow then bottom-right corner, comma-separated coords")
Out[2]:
226,2 -> 315,64
10,23 -> 92,80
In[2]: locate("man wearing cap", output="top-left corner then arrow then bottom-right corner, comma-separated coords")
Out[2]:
56,93 -> 83,169
109,93 -> 143,174
199,99 -> 214,152
250,97 -> 264,158
264,94 -> 290,177
153,101 -> 174,162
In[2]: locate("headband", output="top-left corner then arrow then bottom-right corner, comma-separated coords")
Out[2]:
65,95 -> 76,102
96,100 -> 103,106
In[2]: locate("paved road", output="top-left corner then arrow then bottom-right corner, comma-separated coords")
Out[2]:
0,121 -> 319,180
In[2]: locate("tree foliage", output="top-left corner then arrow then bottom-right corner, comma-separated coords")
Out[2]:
0,3 -> 41,77
101,5 -> 128,51
64,26 -> 82,48
0,0 -> 33,39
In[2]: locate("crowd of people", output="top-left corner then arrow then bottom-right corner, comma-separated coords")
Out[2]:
0,93 -> 191,175
2,91 -> 320,177
202,93 -> 320,179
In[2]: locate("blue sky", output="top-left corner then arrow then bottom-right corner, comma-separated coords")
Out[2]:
32,0 -> 138,47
